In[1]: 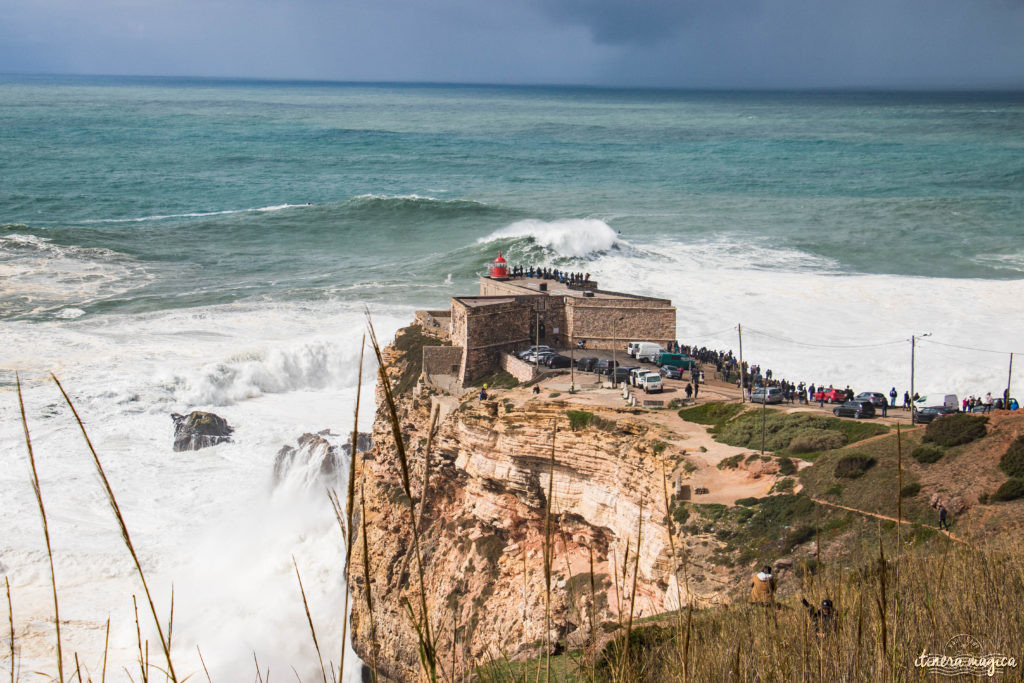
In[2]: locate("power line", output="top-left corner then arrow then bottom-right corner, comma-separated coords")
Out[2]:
742,326 -> 907,350
917,338 -> 1022,356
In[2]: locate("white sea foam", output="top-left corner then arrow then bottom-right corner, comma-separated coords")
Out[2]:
576,236 -> 1023,399
973,251 -> 1024,273
480,218 -> 619,257
54,307 -> 86,319
0,301 -> 409,679
79,203 -> 304,223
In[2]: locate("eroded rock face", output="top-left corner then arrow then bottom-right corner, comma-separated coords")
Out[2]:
171,411 -> 233,452
273,430 -> 373,485
347,338 -> 691,681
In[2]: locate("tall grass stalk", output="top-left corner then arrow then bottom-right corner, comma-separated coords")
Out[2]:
620,498 -> 642,675
292,557 -> 329,683
366,314 -> 437,681
660,463 -> 687,678
52,375 -> 178,682
6,576 -> 15,683
359,473 -> 379,682
542,421 -> 557,682
337,334 -> 365,683
101,617 -> 110,683
16,373 -> 64,683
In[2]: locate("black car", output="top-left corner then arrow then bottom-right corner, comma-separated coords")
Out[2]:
595,359 -> 619,375
544,354 -> 572,369
833,400 -> 876,419
576,357 -> 598,372
914,405 -> 959,424
611,366 -> 637,383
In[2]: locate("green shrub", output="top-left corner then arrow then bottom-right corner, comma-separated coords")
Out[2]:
718,454 -> 743,470
834,454 -> 877,479
912,444 -> 945,464
777,457 -> 797,476
672,504 -> 690,525
788,429 -> 847,454
825,483 -> 843,497
784,524 -> 815,551
999,435 -> 1024,478
548,392 -> 561,398
772,477 -> 796,493
735,497 -> 759,507
992,478 -> 1024,502
677,401 -> 746,427
566,409 -> 594,431
715,411 -> 885,453
922,413 -> 988,447
978,492 -> 990,505
900,482 -> 921,498
651,440 -> 669,455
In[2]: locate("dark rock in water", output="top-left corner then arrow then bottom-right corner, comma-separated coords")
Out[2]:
171,411 -> 234,452
340,431 -> 373,457
273,430 -> 373,486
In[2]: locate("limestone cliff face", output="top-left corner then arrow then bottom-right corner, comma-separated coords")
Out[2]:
349,332 -> 695,680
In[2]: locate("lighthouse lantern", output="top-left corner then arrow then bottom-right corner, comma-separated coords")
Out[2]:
490,252 -> 509,279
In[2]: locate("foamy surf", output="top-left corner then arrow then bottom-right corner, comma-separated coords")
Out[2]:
79,203 -> 305,223
479,218 -> 620,258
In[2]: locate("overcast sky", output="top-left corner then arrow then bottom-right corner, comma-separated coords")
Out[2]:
2,0 -> 1023,88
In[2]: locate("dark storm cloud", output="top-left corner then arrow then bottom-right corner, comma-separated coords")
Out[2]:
0,0 -> 1022,87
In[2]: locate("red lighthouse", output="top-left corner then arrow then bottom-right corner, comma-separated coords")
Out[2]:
490,252 -> 509,279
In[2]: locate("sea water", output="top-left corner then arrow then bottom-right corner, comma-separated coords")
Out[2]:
2,75 -> 1023,678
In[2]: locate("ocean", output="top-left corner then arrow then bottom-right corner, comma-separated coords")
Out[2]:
2,74 -> 1023,678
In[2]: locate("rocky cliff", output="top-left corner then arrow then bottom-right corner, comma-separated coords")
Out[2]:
348,327 -> 734,681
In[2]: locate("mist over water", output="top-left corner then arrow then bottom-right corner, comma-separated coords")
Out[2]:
2,76 -> 1023,677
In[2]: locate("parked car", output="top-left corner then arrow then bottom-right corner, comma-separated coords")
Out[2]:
626,342 -> 642,357
914,405 -> 959,424
595,359 -> 619,375
657,352 -> 696,369
833,400 -> 876,419
576,357 -> 598,372
544,354 -> 572,369
855,392 -> 889,409
525,351 -> 555,364
813,387 -> 846,403
751,387 -> 784,404
611,367 -> 636,384
517,345 -> 553,360
660,365 -> 684,380
635,342 -> 664,363
639,373 -> 663,393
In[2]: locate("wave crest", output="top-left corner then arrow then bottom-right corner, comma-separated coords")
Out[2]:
478,219 -> 619,258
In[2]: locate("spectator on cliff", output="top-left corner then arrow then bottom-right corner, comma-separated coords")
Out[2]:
890,387 -> 898,407
685,383 -> 693,399
479,385 -> 488,401
985,392 -> 994,412
938,504 -> 950,530
904,391 -> 911,409
749,566 -> 777,605
532,384 -> 540,395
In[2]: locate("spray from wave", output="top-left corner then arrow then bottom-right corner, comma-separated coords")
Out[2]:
478,218 -> 619,258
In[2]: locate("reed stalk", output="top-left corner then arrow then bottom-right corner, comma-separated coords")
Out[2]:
6,576 -> 14,683
542,421 -> 557,682
102,617 -> 110,683
196,646 -> 211,683
366,314 -> 436,681
338,335 -> 365,683
17,373 -> 64,683
359,474 -> 379,682
621,498 -> 642,676
52,375 -> 178,682
292,557 -> 329,683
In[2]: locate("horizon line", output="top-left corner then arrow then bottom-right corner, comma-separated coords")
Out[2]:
4,71 -> 1024,94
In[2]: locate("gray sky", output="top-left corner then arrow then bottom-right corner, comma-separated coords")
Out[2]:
2,0 -> 1024,88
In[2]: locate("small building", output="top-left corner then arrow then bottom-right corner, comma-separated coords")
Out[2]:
419,255 -> 677,388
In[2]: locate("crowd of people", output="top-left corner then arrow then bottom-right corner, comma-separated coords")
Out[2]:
507,264 -> 590,285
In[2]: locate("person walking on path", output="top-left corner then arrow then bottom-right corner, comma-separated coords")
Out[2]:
938,505 -> 949,531
749,565 -> 777,605
903,391 -> 911,410
881,400 -> 888,418
890,387 -> 898,407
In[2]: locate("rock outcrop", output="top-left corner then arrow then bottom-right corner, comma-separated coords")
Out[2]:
171,411 -> 233,451
348,332 -> 708,681
273,430 -> 373,486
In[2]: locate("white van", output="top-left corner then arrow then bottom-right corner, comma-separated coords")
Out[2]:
630,368 -> 657,387
626,342 -> 642,357
639,373 -> 663,393
913,392 -> 959,411
635,342 -> 664,363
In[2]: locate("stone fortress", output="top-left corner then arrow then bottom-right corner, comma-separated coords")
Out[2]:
416,253 -> 676,388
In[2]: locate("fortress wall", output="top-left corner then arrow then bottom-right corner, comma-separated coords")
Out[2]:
567,297 -> 676,350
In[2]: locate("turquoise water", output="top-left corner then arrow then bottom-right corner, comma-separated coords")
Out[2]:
3,76 -> 1023,320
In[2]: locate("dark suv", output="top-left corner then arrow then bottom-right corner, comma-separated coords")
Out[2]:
576,357 -> 598,372
595,359 -> 619,375
833,400 -> 876,419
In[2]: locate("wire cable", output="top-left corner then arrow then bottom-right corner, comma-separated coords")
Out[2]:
917,337 -> 1021,356
742,326 -> 907,350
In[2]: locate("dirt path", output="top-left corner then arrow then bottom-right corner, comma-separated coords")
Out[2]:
808,497 -> 969,545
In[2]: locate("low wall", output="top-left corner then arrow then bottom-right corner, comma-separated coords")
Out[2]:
500,353 -> 539,384
415,310 -> 452,341
423,346 -> 464,385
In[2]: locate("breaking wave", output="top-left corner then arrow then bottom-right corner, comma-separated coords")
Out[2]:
478,218 -> 619,258
80,204 -> 304,223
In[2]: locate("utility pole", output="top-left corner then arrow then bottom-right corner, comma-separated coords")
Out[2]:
1008,352 -> 1014,408
738,323 -> 745,403
910,332 -> 931,424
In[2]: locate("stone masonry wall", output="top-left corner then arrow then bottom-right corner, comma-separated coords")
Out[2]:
454,299 -> 534,385
500,352 -> 539,383
567,297 -> 676,350
423,345 -> 463,378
